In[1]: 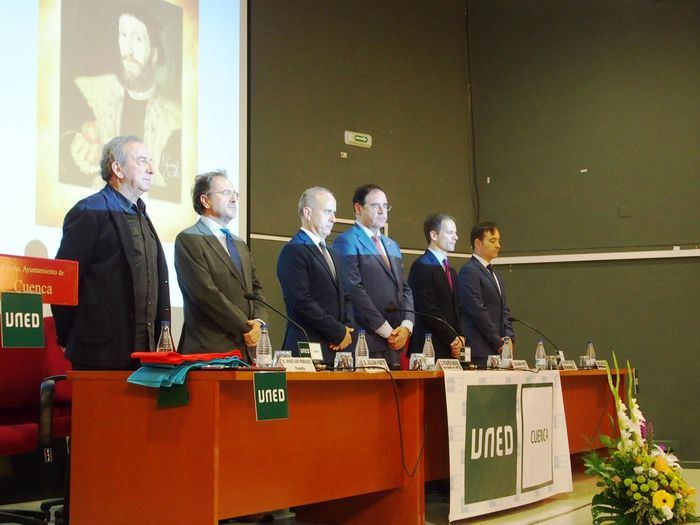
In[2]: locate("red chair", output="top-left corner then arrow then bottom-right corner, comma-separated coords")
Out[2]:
0,317 -> 71,525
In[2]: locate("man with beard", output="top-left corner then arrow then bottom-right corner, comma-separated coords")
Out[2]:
64,5 -> 181,201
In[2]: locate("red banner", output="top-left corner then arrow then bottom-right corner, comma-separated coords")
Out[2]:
0,254 -> 78,306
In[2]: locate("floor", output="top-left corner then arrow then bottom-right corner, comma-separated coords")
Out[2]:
2,469 -> 697,524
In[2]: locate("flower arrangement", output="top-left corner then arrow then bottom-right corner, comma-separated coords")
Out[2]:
584,354 -> 697,524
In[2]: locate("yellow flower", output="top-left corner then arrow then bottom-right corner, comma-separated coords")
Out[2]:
652,490 -> 674,509
654,456 -> 671,475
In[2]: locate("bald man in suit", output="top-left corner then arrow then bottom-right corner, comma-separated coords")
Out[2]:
276,187 -> 353,365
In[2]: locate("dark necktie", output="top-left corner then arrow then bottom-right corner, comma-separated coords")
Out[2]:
220,228 -> 244,275
487,264 -> 500,295
371,234 -> 391,270
319,241 -> 336,280
443,257 -> 453,291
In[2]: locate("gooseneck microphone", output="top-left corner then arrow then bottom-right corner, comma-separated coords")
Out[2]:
507,316 -> 560,353
244,292 -> 310,343
384,304 -> 463,345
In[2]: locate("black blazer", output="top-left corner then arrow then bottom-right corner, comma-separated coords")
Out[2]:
407,250 -> 461,359
276,230 -> 351,365
52,185 -> 170,369
458,256 -> 514,361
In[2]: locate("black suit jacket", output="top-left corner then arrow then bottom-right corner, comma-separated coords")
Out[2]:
276,230 -> 351,365
458,256 -> 514,363
52,185 -> 170,370
407,250 -> 461,359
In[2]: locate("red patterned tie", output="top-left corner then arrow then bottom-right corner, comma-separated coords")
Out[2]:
443,258 -> 453,291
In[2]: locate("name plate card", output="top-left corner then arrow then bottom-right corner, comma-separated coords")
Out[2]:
437,359 -> 463,372
279,357 -> 316,372
461,346 -> 472,363
595,359 -> 609,370
296,342 -> 324,361
560,360 -> 578,370
510,359 -> 530,371
357,357 -> 389,372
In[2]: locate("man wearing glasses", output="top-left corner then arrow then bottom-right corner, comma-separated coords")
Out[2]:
174,170 -> 267,363
53,135 -> 171,370
334,184 -> 414,367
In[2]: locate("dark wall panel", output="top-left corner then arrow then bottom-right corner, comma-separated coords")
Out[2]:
468,0 -> 700,253
500,257 -> 700,461
250,0 -> 474,249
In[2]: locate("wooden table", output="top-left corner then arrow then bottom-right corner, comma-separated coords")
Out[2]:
69,370 -> 432,525
69,368 -> 622,524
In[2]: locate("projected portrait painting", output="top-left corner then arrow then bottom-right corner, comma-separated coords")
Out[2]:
60,0 -> 182,202
37,0 -> 198,240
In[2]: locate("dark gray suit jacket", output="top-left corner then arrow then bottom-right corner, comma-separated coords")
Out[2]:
458,256 -> 514,364
333,223 -> 414,365
174,219 -> 266,362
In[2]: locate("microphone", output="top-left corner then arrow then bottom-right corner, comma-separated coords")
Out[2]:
385,304 -> 463,348
244,292 -> 310,343
507,316 -> 560,353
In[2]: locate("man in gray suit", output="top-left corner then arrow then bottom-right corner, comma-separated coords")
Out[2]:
333,184 -> 414,367
174,170 -> 266,363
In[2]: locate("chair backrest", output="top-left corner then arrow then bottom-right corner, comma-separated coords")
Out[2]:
0,317 -> 71,423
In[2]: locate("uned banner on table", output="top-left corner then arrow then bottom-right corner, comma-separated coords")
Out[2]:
444,370 -> 572,521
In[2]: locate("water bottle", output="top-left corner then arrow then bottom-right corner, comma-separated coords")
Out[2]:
155,321 -> 175,352
422,333 -> 436,370
355,330 -> 370,364
501,336 -> 513,368
255,323 -> 273,367
585,340 -> 596,368
534,339 -> 546,370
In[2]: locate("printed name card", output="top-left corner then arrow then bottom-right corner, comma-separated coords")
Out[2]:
510,359 -> 530,371
278,357 -> 316,372
560,360 -> 578,370
436,359 -> 463,372
356,357 -> 389,372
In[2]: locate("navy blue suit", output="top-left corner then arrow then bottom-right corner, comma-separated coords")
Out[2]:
458,256 -> 514,366
333,223 -> 414,366
407,250 -> 462,359
52,185 -> 170,370
276,230 -> 351,365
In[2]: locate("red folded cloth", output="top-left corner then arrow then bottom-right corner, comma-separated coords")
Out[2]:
131,349 -> 243,365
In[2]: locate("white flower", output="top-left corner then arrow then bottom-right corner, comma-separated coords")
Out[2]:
634,466 -> 644,475
649,468 -> 658,477
662,506 -> 674,520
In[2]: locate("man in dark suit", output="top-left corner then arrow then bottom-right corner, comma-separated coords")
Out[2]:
174,170 -> 266,363
333,184 -> 414,367
408,213 -> 464,360
458,221 -> 515,368
52,135 -> 170,370
276,187 -> 353,365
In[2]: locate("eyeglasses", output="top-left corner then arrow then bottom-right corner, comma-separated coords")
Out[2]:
363,203 -> 392,212
208,189 -> 239,200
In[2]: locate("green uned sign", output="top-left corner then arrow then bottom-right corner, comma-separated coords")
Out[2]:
253,371 -> 289,421
464,384 -> 518,504
1,292 -> 44,348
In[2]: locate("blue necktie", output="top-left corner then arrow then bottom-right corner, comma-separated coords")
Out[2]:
220,228 -> 244,275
